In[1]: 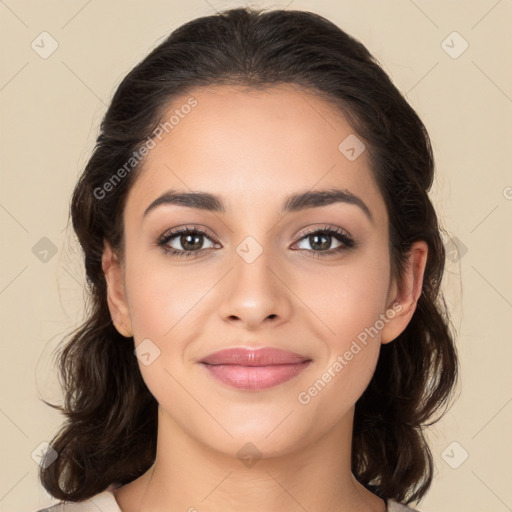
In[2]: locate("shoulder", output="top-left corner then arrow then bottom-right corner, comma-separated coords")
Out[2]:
387,499 -> 421,511
32,487 -> 122,512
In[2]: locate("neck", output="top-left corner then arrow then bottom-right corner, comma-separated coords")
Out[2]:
114,405 -> 386,512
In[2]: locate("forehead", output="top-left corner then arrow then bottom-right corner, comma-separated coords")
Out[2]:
124,83 -> 386,224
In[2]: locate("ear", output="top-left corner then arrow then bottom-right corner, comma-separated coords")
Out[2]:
102,240 -> 133,338
380,240 -> 428,344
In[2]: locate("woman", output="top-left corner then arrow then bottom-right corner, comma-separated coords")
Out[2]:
36,7 -> 458,512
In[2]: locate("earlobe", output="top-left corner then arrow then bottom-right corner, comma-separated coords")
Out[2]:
380,241 -> 428,344
102,241 -> 133,338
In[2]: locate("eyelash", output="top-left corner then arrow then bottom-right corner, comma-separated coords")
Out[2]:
156,225 -> 356,259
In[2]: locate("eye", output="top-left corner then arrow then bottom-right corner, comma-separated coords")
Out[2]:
292,225 -> 356,257
157,226 -> 220,258
156,224 -> 356,259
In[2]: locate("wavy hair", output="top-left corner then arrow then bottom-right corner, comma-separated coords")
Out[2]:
40,6 -> 458,505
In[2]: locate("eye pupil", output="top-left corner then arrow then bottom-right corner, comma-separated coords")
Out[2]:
310,234 -> 330,251
181,233 -> 203,251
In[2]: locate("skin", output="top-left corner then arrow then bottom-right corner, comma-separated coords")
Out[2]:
103,83 -> 428,512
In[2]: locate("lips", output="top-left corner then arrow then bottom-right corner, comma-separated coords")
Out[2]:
199,347 -> 312,390
199,347 -> 310,365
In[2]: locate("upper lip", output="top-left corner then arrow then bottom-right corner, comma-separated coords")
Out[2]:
199,347 -> 311,366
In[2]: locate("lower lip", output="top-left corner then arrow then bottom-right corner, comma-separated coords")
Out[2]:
201,362 -> 311,390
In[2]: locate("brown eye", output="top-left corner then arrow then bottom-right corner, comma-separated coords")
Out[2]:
157,227 -> 219,257
293,226 -> 356,257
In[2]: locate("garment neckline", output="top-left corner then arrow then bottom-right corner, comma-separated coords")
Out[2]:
104,484 -> 411,512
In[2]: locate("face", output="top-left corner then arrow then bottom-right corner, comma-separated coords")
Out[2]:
103,83 -> 422,459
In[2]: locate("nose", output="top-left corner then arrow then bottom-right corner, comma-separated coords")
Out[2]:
217,240 -> 293,331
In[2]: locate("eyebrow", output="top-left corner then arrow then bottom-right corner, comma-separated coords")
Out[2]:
143,187 -> 374,224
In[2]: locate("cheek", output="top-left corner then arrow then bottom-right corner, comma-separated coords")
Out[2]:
123,258 -> 206,405
295,265 -> 389,421
124,252 -> 209,340
301,248 -> 391,342
298,248 -> 390,396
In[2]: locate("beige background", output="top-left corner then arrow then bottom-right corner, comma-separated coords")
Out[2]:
1,1 -> 511,511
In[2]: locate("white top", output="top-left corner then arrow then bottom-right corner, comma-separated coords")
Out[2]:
35,486 -> 419,511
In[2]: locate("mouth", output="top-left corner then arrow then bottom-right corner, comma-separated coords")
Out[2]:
198,347 -> 312,390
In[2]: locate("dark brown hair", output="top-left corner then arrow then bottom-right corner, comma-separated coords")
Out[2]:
40,6 -> 458,505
